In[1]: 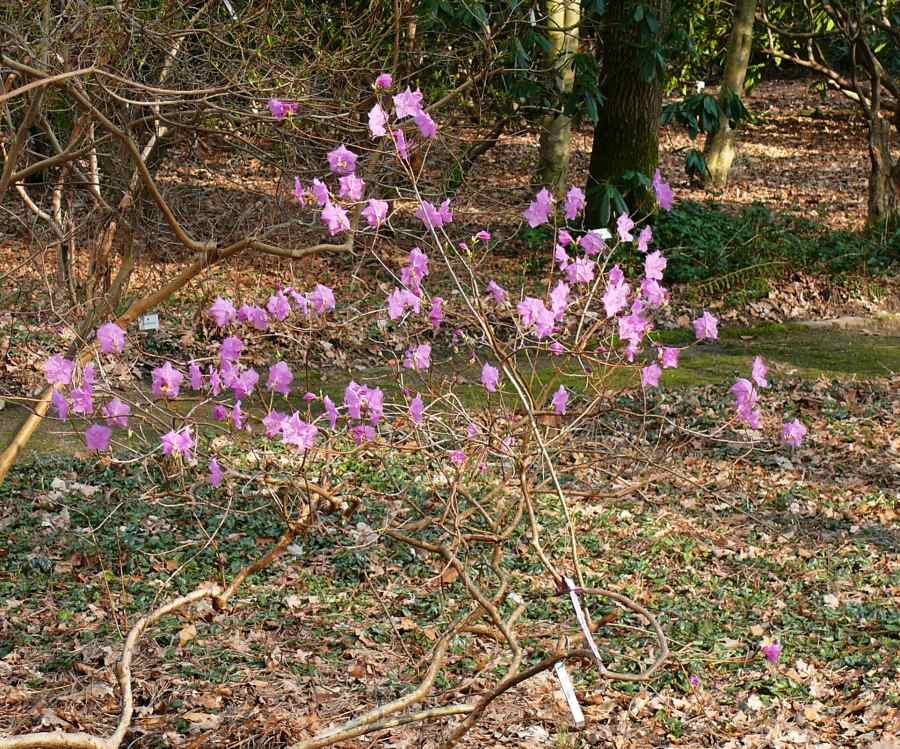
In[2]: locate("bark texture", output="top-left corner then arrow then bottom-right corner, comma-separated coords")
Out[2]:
703,0 -> 757,190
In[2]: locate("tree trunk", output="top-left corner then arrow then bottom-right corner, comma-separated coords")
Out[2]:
867,112 -> 900,227
703,0 -> 757,190
537,0 -> 581,195
585,0 -> 670,227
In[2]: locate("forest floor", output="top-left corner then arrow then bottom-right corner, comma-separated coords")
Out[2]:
0,79 -> 899,748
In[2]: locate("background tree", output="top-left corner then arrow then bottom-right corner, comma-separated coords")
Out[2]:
585,0 -> 672,227
703,0 -> 758,189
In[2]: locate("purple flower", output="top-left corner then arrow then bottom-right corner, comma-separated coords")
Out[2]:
161,427 -> 194,460
310,284 -> 336,314
351,424 -> 376,445
731,378 -> 761,428
616,213 -> 635,242
602,267 -> 631,318
637,225 -> 653,253
102,398 -> 130,428
375,72 -> 393,89
363,198 -> 389,227
231,401 -> 244,430
368,103 -> 387,138
518,297 -> 555,339
761,641 -> 782,663
409,393 -> 424,424
152,362 -> 183,399
281,412 -> 318,451
209,297 -> 236,327
692,311 -> 719,341
429,296 -> 445,330
85,424 -> 112,451
387,287 -> 421,320
550,341 -> 564,356
239,304 -> 269,331
268,98 -> 299,120
487,280 -> 507,304
481,362 -> 500,393
339,173 -> 366,200
220,335 -> 243,365
579,230 -> 608,256
660,347 -> 680,369
393,129 -> 409,160
689,675 -> 701,688
213,404 -> 228,421
97,322 -> 125,354
403,343 -> 432,371
311,178 -> 330,206
557,229 -> 572,247
641,278 -> 668,307
564,186 -> 585,220
51,389 -> 68,419
644,250 -> 667,281
475,230 -> 491,242
449,449 -> 466,466
565,257 -> 595,285
552,385 -> 569,415
44,355 -> 75,386
326,144 -> 358,175
642,363 -> 662,389
752,356 -> 769,388
267,361 -> 294,396
523,188 -> 554,228
415,200 -> 446,230
344,381 -> 384,423
782,419 -> 807,447
393,87 -> 424,119
71,385 -> 93,416
231,368 -> 259,400
209,457 -> 224,487
189,362 -> 204,390
550,281 -> 570,320
263,409 -> 287,437
323,395 -> 339,429
267,292 -> 292,321
321,201 -> 351,235
293,176 -> 307,206
652,168 -> 674,211
414,109 -> 437,138
400,247 -> 429,292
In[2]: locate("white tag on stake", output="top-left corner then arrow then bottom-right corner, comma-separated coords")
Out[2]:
138,313 -> 160,332
554,660 -> 585,728
564,576 -> 605,671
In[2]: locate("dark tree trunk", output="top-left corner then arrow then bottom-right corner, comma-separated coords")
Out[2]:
867,113 -> 900,227
585,0 -> 670,227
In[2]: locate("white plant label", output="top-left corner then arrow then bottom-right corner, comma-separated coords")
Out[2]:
139,313 -> 160,332
554,661 -> 585,728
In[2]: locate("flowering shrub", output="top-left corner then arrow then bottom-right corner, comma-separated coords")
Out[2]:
33,75 -> 808,748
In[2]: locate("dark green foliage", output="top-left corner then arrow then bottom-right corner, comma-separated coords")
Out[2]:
653,201 -> 900,284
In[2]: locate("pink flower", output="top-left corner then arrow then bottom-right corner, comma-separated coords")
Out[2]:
321,201 -> 351,235
782,419 -> 807,447
552,385 -> 569,415
339,173 -> 366,200
487,280 -> 507,304
642,363 -> 663,388
523,188 -> 554,228
689,675 -> 701,688
230,368 -> 259,400
326,145 -> 358,175
231,401 -> 244,430
267,361 -> 294,395
731,378 -> 761,428
550,281 -> 570,319
393,129 -> 409,160
44,354 -> 75,386
617,213 -> 635,242
660,347 -> 680,369
550,341 -> 564,356
393,87 -> 424,119
481,362 -> 500,392
220,336 -> 243,365
293,176 -> 306,206
652,168 -> 674,211
580,229 -> 610,255
557,229 -> 573,247
375,72 -> 393,89
213,404 -> 228,421
409,393 -> 424,424
761,641 -> 782,663
309,284 -> 336,314
263,409 -> 288,437
351,424 -> 377,444
430,296 -> 445,330
268,98 -> 298,120
311,178 -> 330,206
401,247 -> 429,291
450,449 -> 466,466
85,424 -> 112,451
565,257 -> 595,285
152,362 -> 183,399
517,297 -> 555,339
693,311 -> 719,341
619,309 -> 651,352
644,250 -> 667,281
641,278 -> 668,306
637,225 -> 653,253
323,396 -> 339,429
752,356 -> 769,388
97,322 -> 125,354
602,268 -> 631,318
209,457 -> 224,487
304,392 -> 316,401
414,109 -> 437,139
475,230 -> 491,242
564,186 -> 585,220
51,389 -> 68,419
368,103 -> 387,138
344,381 -> 384,423
71,384 -> 93,416
403,343 -> 432,371
282,413 -> 318,451
161,427 -> 194,460
267,292 -> 292,321
387,287 -> 421,319
188,362 -> 204,390
363,198 -> 389,227
102,398 -> 130,428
